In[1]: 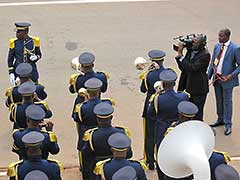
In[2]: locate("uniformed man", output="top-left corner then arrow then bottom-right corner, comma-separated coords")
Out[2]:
94,133 -> 147,180
12,104 -> 59,159
9,81 -> 52,129
5,63 -> 47,108
82,102 -> 132,180
72,78 -> 114,169
69,52 -> 109,119
140,50 -> 166,170
215,164 -> 239,180
8,22 -> 42,84
112,166 -> 137,180
147,68 -> 188,176
162,101 -> 230,180
7,131 -> 63,180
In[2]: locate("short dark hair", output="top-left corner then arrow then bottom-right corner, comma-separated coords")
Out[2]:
221,28 -> 231,37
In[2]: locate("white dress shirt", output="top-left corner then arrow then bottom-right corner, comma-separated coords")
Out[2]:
217,40 -> 230,74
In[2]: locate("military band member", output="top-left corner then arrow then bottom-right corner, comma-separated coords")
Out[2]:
8,22 -> 42,85
5,63 -> 47,108
72,78 -> 114,170
9,81 -> 52,129
82,102 -> 132,180
69,52 -> 109,119
94,133 -> 147,180
12,104 -> 59,159
7,131 -> 62,180
140,50 -> 166,170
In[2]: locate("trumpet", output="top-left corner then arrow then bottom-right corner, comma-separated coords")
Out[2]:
134,57 -> 160,71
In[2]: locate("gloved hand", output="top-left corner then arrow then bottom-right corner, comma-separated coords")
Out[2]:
29,54 -> 38,61
9,73 -> 15,86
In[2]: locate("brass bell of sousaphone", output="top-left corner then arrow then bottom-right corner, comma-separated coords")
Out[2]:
71,56 -> 80,72
158,121 -> 215,180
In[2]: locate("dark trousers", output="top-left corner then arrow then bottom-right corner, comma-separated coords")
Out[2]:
143,117 -> 155,165
189,94 -> 207,120
214,80 -> 233,128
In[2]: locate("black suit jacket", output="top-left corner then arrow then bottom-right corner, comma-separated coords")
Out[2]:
176,48 -> 211,96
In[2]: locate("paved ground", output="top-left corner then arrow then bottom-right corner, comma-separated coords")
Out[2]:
0,0 -> 240,179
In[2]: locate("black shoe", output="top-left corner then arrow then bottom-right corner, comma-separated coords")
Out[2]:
224,127 -> 232,136
148,163 -> 155,170
210,121 -> 224,127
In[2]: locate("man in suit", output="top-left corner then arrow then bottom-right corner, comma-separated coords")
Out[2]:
208,28 -> 240,135
175,34 -> 211,120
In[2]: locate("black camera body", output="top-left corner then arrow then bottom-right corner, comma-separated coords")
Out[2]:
173,34 -> 196,51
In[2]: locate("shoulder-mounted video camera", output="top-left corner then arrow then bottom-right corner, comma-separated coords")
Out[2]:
173,34 -> 196,51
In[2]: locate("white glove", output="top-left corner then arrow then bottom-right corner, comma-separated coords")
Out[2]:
29,54 -> 38,61
9,73 -> 15,86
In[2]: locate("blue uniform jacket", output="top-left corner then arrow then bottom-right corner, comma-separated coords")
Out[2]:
12,128 -> 59,159
8,37 -> 42,82
8,159 -> 62,180
73,98 -> 112,150
140,66 -> 165,117
5,83 -> 47,107
69,71 -> 108,118
148,90 -> 188,146
95,158 -> 147,180
9,101 -> 53,129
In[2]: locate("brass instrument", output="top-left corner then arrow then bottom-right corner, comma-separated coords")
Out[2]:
71,56 -> 81,72
134,57 -> 160,71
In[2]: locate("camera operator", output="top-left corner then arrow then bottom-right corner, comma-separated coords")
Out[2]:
175,34 -> 210,120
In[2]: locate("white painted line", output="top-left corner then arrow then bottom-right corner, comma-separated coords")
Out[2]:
0,0 -> 169,7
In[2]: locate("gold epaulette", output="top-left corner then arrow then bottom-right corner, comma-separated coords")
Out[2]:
12,128 -> 24,136
115,126 -> 131,137
83,127 -> 98,142
35,101 -> 49,110
102,98 -> 116,106
139,71 -> 147,80
213,150 -> 231,163
48,159 -> 64,171
164,127 -> 174,137
94,158 -> 111,177
98,71 -> 110,79
5,87 -> 13,97
48,131 -> 57,142
7,160 -> 23,177
31,36 -> 40,47
178,90 -> 191,98
9,38 -> 16,49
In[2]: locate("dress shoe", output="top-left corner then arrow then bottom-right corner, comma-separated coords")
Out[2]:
224,127 -> 232,136
148,163 -> 155,170
210,121 -> 224,127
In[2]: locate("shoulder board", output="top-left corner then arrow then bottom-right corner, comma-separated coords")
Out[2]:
178,90 -> 190,98
48,159 -> 64,171
12,128 -> 24,135
5,87 -> 13,97
164,127 -> 174,137
47,131 -> 57,142
9,38 -> 17,49
94,158 -> 111,176
69,73 -> 81,85
7,160 -> 23,177
35,101 -> 49,110
139,71 -> 148,80
101,98 -> 116,106
83,127 -> 98,142
31,36 -> 40,47
213,150 -> 231,163
97,71 -> 110,79
115,126 -> 131,137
